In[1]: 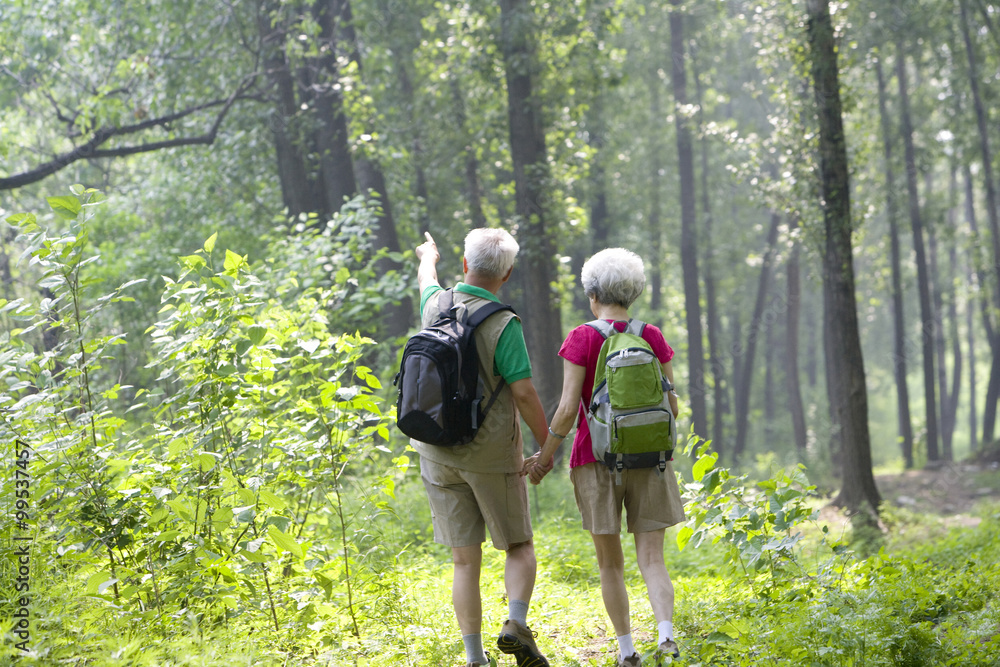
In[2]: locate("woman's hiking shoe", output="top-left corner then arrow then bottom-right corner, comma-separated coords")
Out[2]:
618,653 -> 642,667
656,639 -> 680,660
496,619 -> 549,667
466,651 -> 497,667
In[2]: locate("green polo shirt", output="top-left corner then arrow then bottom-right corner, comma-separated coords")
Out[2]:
420,283 -> 532,384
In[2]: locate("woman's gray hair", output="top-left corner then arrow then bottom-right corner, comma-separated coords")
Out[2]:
464,227 -> 519,279
581,248 -> 646,307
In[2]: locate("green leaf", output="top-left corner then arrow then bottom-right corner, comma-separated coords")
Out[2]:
247,324 -> 268,346
692,452 -> 717,482
48,195 -> 82,220
676,525 -> 694,551
223,249 -> 244,273
85,571 -> 116,595
267,525 -> 303,559
258,489 -> 286,510
203,232 -> 218,254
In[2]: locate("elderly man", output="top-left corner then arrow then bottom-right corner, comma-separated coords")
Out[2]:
411,229 -> 551,667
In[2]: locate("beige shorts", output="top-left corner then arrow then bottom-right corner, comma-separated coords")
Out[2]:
570,461 -> 686,534
420,457 -> 533,551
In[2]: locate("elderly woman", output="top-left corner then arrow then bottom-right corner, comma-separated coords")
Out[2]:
525,248 -> 684,667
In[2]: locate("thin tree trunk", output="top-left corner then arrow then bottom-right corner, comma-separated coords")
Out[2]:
648,70 -> 664,315
929,222 -> 952,460
732,214 -> 781,464
396,60 -> 430,229
807,0 -> 880,512
259,3 -> 314,218
334,0 -> 410,338
947,239 -> 962,458
694,51 -> 728,455
669,0 -> 707,438
961,0 -> 1000,442
500,0 -> 563,414
449,75 -> 487,229
805,291 -> 818,388
785,218 -> 808,455
966,167 -> 980,453
314,0 -> 357,213
895,36 -> 940,463
764,311 -> 775,438
875,56 -> 914,468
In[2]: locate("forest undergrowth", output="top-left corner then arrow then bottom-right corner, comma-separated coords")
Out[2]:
2,194 -> 1000,666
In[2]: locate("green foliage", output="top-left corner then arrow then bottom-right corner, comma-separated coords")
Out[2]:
0,191 -> 413,662
678,436 -> 822,594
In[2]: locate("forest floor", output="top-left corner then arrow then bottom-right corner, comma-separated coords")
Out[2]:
820,444 -> 1000,534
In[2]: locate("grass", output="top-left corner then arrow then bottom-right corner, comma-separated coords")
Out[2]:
4,469 -> 1000,666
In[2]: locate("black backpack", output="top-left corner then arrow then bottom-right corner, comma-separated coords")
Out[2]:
394,289 -> 514,447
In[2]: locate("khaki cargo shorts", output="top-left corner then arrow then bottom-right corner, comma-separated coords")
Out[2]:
420,457 -> 533,551
570,461 -> 686,534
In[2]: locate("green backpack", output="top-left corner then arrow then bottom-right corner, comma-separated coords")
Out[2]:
585,319 -> 676,483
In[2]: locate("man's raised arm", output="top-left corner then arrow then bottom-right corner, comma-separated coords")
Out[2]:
415,231 -> 441,294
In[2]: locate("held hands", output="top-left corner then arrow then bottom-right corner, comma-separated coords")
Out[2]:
415,231 -> 439,263
522,452 -> 554,485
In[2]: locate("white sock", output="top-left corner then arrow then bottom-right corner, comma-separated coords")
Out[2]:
509,598 -> 529,626
658,620 -> 674,644
617,632 -> 636,658
462,633 -> 488,665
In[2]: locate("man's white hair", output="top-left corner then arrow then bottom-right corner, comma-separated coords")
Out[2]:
581,248 -> 646,308
464,227 -> 519,279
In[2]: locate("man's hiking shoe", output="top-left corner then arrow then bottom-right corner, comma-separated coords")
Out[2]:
656,639 -> 680,660
496,619 -> 549,667
618,653 -> 642,667
466,651 -> 497,667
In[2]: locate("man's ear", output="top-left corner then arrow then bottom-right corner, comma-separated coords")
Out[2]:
501,266 -> 513,283
463,257 -> 469,274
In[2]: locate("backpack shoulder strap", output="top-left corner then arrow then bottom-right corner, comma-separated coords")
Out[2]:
465,300 -> 515,329
625,319 -> 647,337
436,288 -> 456,317
585,319 -> 615,339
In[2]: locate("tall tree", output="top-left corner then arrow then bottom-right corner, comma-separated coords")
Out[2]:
784,218 -> 808,455
965,165 -> 980,452
732,213 -> 781,464
693,48 -> 729,454
669,0 -> 707,439
648,68 -> 665,315
960,0 -> 1000,443
874,55 -> 915,469
499,0 -> 563,413
806,0 -> 880,512
894,36 -> 940,463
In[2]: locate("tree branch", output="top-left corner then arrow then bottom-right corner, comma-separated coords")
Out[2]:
0,82 -> 255,191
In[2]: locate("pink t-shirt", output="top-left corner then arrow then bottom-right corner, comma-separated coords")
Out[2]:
558,320 -> 675,468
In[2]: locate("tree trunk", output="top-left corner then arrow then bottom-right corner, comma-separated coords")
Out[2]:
648,69 -> 664,316
732,214 -> 781,464
805,292 -> 818,389
875,56 -> 914,469
965,166 -> 980,453
669,0 -> 707,438
961,0 -> 1000,442
449,75 -> 487,229
694,52 -> 728,455
764,309 -> 775,439
499,0 -> 563,416
895,36 -> 940,463
258,3 -> 316,219
396,59 -> 431,229
313,0 -> 357,213
807,0 -> 880,512
946,235 -> 962,458
784,218 -> 808,455
333,0 -> 410,338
